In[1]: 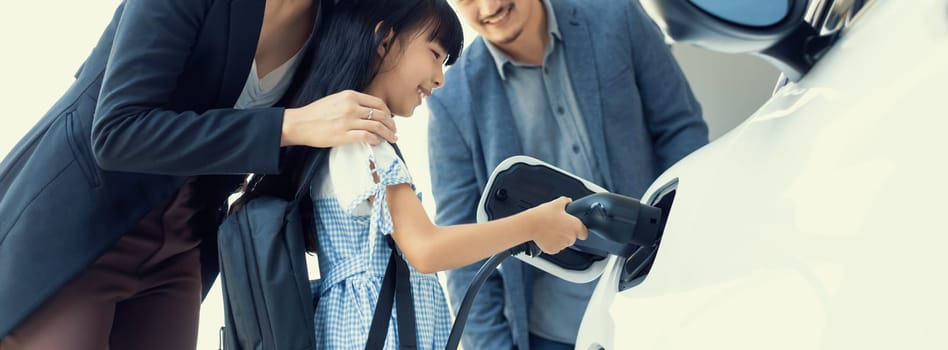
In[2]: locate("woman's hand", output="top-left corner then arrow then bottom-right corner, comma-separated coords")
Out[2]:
281,90 -> 399,147
527,197 -> 588,255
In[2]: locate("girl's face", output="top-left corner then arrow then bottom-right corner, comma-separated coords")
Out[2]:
364,28 -> 448,117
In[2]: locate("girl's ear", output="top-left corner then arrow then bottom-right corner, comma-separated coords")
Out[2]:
375,22 -> 396,57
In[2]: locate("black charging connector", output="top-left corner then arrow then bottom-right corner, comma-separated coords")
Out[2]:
565,192 -> 662,257
445,192 -> 662,350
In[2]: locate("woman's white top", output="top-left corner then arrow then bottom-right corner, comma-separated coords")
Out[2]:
234,38 -> 310,109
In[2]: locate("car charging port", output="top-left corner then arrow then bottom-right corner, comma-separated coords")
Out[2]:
618,179 -> 678,292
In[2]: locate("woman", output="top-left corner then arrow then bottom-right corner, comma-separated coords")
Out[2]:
275,0 -> 588,348
0,0 -> 397,348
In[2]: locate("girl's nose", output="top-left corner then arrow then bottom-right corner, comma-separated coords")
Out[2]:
433,69 -> 445,89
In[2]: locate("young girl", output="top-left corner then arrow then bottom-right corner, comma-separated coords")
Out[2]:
284,0 -> 588,348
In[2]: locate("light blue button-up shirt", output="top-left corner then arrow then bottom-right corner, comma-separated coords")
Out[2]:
484,0 -> 601,344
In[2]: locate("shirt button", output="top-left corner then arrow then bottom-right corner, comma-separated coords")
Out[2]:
557,106 -> 565,114
543,67 -> 549,74
572,144 -> 580,153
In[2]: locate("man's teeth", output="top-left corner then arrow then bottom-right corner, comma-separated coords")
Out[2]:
484,7 -> 507,24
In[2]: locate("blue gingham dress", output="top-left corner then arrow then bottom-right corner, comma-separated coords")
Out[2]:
309,142 -> 451,349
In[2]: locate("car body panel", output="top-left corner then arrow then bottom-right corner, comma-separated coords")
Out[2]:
578,0 -> 948,348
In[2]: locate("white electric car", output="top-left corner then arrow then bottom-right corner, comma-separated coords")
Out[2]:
579,0 -> 948,348
481,0 -> 948,349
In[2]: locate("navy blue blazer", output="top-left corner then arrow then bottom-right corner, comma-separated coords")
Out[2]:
0,0 -> 314,337
426,0 -> 709,348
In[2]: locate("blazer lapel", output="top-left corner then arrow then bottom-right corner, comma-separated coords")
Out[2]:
217,0 -> 265,106
466,41 -> 524,168
556,3 -> 615,190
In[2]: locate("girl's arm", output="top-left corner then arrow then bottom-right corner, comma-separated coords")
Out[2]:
386,183 -> 586,274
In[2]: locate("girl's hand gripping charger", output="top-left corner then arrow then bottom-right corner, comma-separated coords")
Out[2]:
448,156 -> 664,350
476,156 -> 663,283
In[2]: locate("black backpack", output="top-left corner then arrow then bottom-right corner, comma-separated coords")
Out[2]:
217,147 -> 417,350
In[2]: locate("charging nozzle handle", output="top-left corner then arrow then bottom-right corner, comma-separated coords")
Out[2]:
565,193 -> 663,257
509,241 -> 542,257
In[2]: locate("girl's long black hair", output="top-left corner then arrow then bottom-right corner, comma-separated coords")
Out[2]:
234,0 -> 463,247
289,0 -> 463,106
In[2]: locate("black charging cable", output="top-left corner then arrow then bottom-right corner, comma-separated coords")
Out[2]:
445,243 -> 535,350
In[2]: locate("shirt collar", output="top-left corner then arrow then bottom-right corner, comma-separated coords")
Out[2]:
484,0 -> 562,80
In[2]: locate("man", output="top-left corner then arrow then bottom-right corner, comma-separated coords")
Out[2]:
426,0 -> 709,349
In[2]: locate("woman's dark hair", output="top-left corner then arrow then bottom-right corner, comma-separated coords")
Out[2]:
234,0 -> 463,251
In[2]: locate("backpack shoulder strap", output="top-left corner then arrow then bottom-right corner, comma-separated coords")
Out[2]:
364,236 -> 417,350
292,148 -> 329,204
